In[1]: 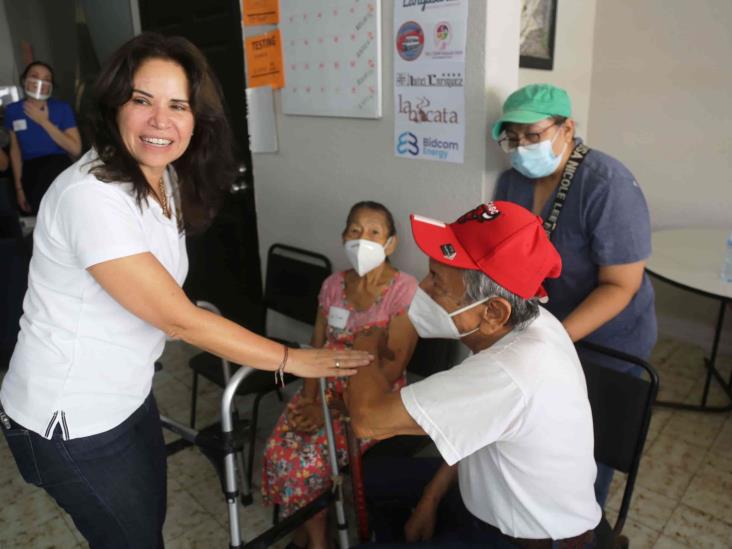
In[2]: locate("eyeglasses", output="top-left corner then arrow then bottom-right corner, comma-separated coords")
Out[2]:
497,122 -> 560,153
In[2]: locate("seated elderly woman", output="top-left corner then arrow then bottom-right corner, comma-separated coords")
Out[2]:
261,201 -> 418,549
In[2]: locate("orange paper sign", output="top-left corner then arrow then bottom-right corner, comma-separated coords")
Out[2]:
242,0 -> 279,26
245,30 -> 285,89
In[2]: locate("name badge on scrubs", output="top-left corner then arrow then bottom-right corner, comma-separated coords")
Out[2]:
328,306 -> 350,329
13,119 -> 27,132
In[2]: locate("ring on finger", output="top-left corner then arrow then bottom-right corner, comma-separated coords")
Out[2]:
335,360 -> 341,369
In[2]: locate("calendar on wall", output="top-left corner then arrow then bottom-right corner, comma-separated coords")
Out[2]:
280,0 -> 382,118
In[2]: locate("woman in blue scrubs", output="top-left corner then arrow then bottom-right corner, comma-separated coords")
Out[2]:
492,84 -> 657,508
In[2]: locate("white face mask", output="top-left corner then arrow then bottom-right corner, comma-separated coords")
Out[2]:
25,77 -> 52,101
344,237 -> 391,277
407,287 -> 492,340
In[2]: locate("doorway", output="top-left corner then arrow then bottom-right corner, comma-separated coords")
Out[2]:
139,0 -> 264,330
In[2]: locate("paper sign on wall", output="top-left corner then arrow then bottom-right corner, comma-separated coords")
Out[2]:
280,0 -> 382,119
394,0 -> 468,163
242,0 -> 279,26
245,30 -> 285,89
246,86 -> 278,153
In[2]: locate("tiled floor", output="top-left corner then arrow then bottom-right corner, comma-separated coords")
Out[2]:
1,336 -> 731,548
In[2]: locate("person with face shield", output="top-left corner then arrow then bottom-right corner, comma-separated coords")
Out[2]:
347,201 -> 602,547
492,84 -> 656,508
4,62 -> 82,214
261,201 -> 419,549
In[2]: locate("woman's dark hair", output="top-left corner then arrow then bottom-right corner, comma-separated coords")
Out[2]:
88,32 -> 235,232
21,61 -> 55,85
343,201 -> 397,237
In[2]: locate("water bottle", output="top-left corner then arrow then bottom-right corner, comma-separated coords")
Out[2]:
722,232 -> 732,283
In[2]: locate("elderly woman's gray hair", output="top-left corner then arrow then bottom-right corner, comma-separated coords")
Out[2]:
462,269 -> 540,330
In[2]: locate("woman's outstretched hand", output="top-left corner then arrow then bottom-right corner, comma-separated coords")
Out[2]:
285,347 -> 372,378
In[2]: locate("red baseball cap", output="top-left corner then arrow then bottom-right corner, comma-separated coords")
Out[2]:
410,201 -> 562,300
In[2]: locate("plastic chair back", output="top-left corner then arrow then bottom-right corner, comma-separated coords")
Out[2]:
264,243 -> 332,326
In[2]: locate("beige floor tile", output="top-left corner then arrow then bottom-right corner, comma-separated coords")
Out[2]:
651,337 -> 682,364
0,513 -> 82,549
666,344 -> 708,378
653,534 -> 694,548
681,462 -> 732,525
165,516 -> 231,548
0,484 -> 66,534
659,410 -> 726,449
662,504 -> 732,548
705,448 -> 732,475
163,478 -> 218,543
606,484 -> 678,532
168,446 -> 221,488
621,517 -> 661,549
656,371 -> 698,403
185,474 -> 230,527
683,375 -> 732,408
712,416 -> 732,455
644,433 -> 708,473
635,455 -> 696,501
646,409 -> 675,446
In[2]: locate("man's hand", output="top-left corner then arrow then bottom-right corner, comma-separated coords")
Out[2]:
404,496 -> 438,542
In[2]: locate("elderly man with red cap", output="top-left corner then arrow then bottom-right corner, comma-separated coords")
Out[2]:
347,201 -> 602,548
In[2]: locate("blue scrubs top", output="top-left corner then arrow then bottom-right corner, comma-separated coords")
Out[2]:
495,138 -> 657,360
4,98 -> 77,161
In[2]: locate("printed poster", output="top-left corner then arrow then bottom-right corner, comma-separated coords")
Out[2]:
242,0 -> 279,26
394,0 -> 468,163
245,30 -> 285,89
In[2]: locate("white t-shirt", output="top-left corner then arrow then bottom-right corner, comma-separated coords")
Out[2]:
0,149 -> 188,440
400,307 -> 601,540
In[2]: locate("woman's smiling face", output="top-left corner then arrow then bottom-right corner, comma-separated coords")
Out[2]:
116,58 -> 195,184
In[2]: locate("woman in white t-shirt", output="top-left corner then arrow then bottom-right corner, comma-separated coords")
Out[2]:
0,33 -> 370,548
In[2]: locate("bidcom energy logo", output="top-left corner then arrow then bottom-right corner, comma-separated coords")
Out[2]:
396,131 -> 419,156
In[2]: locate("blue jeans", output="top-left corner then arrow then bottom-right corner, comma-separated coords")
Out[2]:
1,393 -> 167,548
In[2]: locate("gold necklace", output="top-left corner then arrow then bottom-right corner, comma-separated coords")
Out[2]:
158,177 -> 171,218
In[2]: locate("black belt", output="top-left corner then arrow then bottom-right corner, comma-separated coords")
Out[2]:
474,517 -> 594,549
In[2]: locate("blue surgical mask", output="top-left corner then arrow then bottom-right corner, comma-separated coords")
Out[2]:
510,130 -> 566,179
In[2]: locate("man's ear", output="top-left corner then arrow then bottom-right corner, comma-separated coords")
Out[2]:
479,297 -> 512,334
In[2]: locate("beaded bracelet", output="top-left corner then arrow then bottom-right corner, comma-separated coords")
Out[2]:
275,345 -> 288,387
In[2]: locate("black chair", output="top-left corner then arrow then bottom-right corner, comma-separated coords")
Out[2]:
576,341 -> 659,548
188,243 -> 332,492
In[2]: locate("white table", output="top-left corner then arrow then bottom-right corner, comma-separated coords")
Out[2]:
646,228 -> 732,412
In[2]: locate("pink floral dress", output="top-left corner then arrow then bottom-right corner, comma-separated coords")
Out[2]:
260,270 -> 418,517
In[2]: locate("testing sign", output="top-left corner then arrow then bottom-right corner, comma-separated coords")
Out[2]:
394,0 -> 467,163
245,30 -> 285,89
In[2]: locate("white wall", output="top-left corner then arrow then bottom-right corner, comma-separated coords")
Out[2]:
252,1 -> 519,281
0,1 -> 18,85
588,0 -> 732,354
519,0 -> 597,135
588,0 -> 732,230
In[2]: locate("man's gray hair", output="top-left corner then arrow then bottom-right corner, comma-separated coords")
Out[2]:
462,269 -> 540,331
